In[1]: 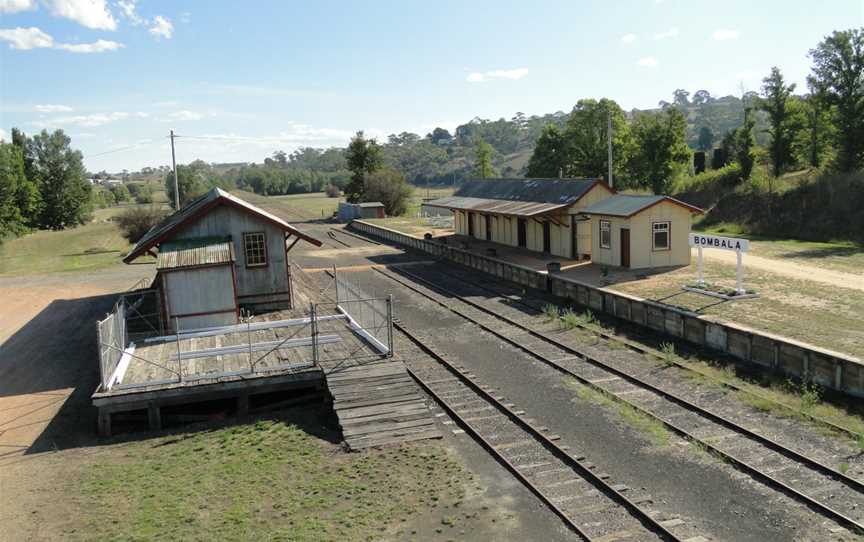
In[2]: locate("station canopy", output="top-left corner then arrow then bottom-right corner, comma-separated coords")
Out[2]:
425,178 -> 605,217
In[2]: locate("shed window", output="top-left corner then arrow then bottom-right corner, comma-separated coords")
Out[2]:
243,232 -> 268,267
599,220 -> 611,249
652,222 -> 670,251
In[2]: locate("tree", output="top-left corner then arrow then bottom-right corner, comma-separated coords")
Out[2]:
473,140 -> 496,178
735,109 -> 757,181
526,124 -> 569,177
697,126 -> 714,151
29,130 -> 92,229
10,128 -> 40,224
110,183 -> 131,204
808,28 -> 864,171
628,108 -> 691,194
563,98 -> 631,182
692,90 -> 713,106
673,89 -> 691,108
760,67 -> 800,177
0,143 -> 26,238
798,91 -> 834,168
427,127 -> 453,144
165,159 -> 213,208
344,131 -> 382,203
115,206 -> 168,243
362,168 -> 413,216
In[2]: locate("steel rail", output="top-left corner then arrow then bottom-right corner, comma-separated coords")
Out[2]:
374,266 -> 864,535
395,323 -> 682,542
428,264 -> 863,441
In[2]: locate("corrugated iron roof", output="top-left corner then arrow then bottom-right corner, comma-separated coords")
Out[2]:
156,236 -> 235,270
124,187 -> 322,263
356,202 -> 384,208
579,194 -> 703,217
423,178 -> 604,217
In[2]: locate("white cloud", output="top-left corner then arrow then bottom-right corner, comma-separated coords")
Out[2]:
116,0 -> 143,25
621,33 -> 637,44
713,29 -> 739,41
0,27 -> 54,49
32,110 -> 146,128
148,15 -> 173,39
56,39 -> 123,53
0,26 -> 122,53
165,110 -> 205,121
0,0 -> 35,14
0,128 -> 7,141
637,56 -> 659,67
35,103 -> 74,112
46,0 -> 116,30
653,27 -> 679,40
466,68 -> 529,83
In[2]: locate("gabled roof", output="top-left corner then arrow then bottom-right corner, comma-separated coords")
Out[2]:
124,188 -> 322,263
156,236 -> 234,270
579,194 -> 703,218
424,178 -> 611,217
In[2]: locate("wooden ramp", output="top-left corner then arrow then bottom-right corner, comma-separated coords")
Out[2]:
325,359 -> 441,450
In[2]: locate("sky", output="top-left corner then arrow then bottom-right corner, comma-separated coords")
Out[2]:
0,0 -> 862,172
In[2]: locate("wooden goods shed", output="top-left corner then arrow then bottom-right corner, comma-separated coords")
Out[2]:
425,178 -> 614,260
580,194 -> 703,269
124,188 -> 322,331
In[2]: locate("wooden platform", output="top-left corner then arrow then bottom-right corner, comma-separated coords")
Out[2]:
325,358 -> 440,450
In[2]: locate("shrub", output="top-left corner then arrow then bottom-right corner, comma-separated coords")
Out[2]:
362,167 -> 413,216
325,184 -> 341,198
542,304 -> 559,322
116,206 -> 168,244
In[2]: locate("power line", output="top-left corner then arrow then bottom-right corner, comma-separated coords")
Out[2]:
85,138 -> 166,158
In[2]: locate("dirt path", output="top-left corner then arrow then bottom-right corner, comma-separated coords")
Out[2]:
698,248 -> 864,291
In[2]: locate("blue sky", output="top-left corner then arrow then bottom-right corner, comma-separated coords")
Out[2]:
1,0 -> 861,172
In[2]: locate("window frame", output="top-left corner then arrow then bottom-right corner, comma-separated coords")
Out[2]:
599,219 -> 611,249
652,221 -> 671,252
243,231 -> 269,268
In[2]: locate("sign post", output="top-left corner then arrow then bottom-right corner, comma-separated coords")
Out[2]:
688,233 -> 751,295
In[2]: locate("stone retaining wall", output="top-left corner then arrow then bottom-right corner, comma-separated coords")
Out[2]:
350,220 -> 864,399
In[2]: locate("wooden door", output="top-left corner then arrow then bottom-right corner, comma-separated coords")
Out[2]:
620,228 -> 630,268
517,219 -> 527,248
542,221 -> 551,253
468,212 -> 475,237
485,215 -> 492,241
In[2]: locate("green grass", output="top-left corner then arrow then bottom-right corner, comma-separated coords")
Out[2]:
0,206 -> 156,276
566,379 -> 670,446
74,418 -> 468,542
232,190 -> 343,221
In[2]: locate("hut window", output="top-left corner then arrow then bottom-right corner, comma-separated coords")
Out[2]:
243,232 -> 268,267
599,220 -> 611,249
652,222 -> 670,251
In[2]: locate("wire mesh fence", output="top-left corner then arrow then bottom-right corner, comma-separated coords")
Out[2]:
334,271 -> 393,357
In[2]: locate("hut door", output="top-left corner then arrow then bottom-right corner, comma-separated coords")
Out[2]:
542,221 -> 551,253
517,219 -> 527,248
468,213 -> 475,237
620,228 -> 630,268
485,215 -> 492,241
570,216 -> 578,259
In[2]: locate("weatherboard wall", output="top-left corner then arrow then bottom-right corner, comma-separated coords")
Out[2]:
171,205 -> 291,309
350,219 -> 864,400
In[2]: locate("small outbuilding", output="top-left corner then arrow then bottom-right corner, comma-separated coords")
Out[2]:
124,188 -> 322,330
579,194 -> 703,269
338,201 -> 386,222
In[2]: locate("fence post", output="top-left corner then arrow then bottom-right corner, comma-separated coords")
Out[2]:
387,294 -> 394,358
97,320 -> 105,389
247,312 -> 253,372
310,302 -> 318,366
333,265 -> 339,303
174,317 -> 183,383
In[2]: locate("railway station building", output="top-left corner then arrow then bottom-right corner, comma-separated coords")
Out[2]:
425,178 -> 701,270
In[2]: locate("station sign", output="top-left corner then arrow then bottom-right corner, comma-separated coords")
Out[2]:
689,233 -> 750,253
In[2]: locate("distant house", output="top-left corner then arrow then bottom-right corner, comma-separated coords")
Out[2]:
337,201 -> 385,222
103,178 -> 123,185
123,188 -> 322,330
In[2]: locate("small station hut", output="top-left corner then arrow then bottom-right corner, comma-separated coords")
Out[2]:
123,188 -> 322,330
579,194 -> 702,269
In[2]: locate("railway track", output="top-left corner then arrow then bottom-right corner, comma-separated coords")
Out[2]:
373,264 -> 864,537
428,263 -> 863,441
394,322 -> 691,541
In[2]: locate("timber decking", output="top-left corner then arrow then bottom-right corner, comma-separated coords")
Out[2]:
325,358 -> 440,450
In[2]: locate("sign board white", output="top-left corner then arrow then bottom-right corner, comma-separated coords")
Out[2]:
688,233 -> 750,253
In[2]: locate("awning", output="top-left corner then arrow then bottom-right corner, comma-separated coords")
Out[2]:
424,196 -> 570,217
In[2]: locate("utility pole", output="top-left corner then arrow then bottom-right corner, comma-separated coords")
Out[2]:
169,129 -> 179,209
607,111 -> 614,190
